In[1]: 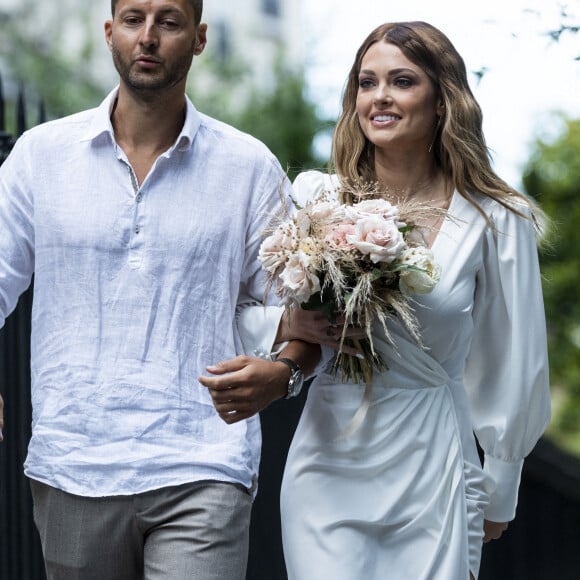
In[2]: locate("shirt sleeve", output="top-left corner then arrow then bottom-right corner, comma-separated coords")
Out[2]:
236,170 -> 336,375
0,135 -> 35,328
464,202 -> 551,522
235,154 -> 291,357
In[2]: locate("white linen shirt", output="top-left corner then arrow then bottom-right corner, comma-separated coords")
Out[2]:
0,88 -> 289,497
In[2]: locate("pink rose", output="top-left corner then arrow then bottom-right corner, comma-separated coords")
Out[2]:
324,223 -> 356,250
279,251 -> 321,304
347,216 -> 406,263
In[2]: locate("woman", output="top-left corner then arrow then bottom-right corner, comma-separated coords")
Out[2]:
270,21 -> 550,580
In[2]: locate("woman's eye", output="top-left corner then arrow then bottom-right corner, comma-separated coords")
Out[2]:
394,78 -> 413,88
358,78 -> 375,89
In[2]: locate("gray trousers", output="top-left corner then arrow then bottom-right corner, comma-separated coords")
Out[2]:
30,478 -> 253,580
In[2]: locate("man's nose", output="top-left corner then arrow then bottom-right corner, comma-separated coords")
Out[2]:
140,20 -> 160,48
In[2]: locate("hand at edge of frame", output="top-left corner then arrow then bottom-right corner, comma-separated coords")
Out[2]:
483,519 -> 509,543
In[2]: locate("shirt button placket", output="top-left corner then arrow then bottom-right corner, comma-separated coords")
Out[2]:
127,166 -> 144,269
135,191 -> 143,236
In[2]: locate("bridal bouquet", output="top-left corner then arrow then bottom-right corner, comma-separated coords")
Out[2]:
259,180 -> 443,384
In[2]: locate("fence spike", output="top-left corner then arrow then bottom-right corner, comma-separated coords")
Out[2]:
0,72 -> 5,133
17,83 -> 26,136
38,100 -> 46,125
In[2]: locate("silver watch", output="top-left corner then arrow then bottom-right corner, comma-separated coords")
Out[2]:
276,357 -> 304,399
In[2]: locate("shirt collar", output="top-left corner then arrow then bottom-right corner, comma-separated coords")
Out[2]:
81,86 -> 201,153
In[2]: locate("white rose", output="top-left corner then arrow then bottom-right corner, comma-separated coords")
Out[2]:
328,204 -> 352,224
347,199 -> 400,221
278,250 -> 321,304
347,216 -> 406,264
258,222 -> 297,273
295,207 -> 312,237
398,247 -> 441,295
308,200 -> 340,221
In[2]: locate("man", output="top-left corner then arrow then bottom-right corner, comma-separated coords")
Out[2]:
0,0 -> 318,578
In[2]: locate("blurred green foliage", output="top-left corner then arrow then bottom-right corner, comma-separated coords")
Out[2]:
0,9 -> 105,120
187,54 -> 332,181
523,116 -> 580,456
222,64 -> 331,181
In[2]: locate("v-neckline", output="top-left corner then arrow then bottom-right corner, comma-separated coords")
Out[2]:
429,190 -> 458,253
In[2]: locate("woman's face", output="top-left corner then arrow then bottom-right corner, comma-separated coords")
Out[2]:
356,41 -> 441,154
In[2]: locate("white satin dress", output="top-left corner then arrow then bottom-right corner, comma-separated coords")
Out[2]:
277,171 -> 551,580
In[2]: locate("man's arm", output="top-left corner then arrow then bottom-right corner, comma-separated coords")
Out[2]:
199,339 -> 319,425
201,303 -> 370,425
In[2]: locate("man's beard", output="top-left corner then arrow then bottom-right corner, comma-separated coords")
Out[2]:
111,44 -> 193,94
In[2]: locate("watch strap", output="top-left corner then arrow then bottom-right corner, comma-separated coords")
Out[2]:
276,357 -> 300,374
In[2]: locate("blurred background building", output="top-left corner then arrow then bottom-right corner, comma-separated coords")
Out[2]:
0,0 -> 304,103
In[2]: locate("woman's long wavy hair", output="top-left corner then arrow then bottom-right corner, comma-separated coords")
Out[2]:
332,21 -> 544,231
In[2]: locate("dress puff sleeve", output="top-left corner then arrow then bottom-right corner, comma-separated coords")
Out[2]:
292,169 -> 340,206
464,200 -> 551,522
236,170 -> 337,375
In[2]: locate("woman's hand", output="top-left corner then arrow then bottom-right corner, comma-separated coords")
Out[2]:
276,308 -> 366,355
483,519 -> 509,543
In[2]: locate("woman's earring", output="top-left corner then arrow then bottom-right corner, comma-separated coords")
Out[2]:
428,115 -> 442,153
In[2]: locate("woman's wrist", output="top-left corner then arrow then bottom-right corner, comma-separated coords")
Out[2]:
275,309 -> 293,343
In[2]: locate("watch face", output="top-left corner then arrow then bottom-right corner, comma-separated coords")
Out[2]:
288,370 -> 304,398
277,358 -> 304,399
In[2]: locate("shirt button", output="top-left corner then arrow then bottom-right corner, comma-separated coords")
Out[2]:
136,193 -> 143,203
135,226 -> 141,234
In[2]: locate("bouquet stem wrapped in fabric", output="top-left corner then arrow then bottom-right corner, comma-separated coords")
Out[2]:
259,180 -> 445,384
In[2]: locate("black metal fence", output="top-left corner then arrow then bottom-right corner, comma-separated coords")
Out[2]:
1,74 -> 579,580
0,72 -> 47,580
480,437 -> 580,579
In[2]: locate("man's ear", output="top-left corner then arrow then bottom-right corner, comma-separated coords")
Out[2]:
104,20 -> 113,51
194,23 -> 208,55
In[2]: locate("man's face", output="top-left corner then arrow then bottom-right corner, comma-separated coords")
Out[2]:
105,0 -> 206,95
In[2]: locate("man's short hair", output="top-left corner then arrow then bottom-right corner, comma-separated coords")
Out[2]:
111,0 -> 203,26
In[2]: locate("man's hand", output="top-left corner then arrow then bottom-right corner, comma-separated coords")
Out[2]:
483,519 -> 508,543
0,393 -> 4,442
199,356 -> 291,424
